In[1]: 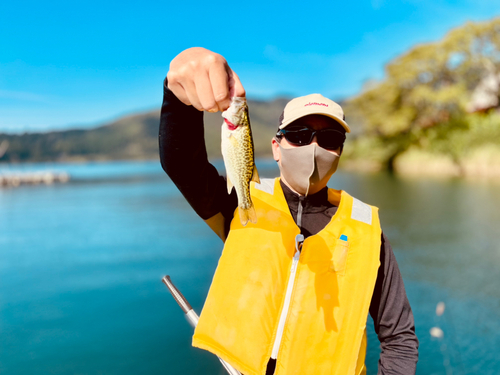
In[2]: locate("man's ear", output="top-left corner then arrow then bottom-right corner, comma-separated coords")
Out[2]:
271,138 -> 280,162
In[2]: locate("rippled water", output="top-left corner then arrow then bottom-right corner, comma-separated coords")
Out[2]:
1,160 -> 499,374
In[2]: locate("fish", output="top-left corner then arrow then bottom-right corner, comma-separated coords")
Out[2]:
221,97 -> 260,226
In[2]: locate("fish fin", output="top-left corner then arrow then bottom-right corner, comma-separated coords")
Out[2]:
247,205 -> 258,224
251,165 -> 260,184
226,177 -> 234,194
239,205 -> 257,226
229,133 -> 239,147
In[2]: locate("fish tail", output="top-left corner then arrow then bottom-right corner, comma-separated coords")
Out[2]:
239,204 -> 257,226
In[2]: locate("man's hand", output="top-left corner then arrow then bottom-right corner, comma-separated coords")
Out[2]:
167,47 -> 246,113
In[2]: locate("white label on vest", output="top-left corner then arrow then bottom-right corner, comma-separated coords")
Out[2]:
254,178 -> 275,195
351,197 -> 372,225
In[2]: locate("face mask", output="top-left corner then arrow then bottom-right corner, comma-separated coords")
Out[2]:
278,142 -> 339,196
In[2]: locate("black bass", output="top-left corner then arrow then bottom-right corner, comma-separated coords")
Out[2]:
221,97 -> 260,226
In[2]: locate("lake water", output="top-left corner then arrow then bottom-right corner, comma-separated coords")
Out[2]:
1,160 -> 499,374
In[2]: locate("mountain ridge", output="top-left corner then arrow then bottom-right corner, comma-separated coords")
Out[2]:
0,97 -> 291,163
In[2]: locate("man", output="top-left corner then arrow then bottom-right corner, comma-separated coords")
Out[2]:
159,47 -> 419,375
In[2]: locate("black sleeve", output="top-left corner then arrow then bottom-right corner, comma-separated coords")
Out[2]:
369,233 -> 419,375
159,79 -> 237,234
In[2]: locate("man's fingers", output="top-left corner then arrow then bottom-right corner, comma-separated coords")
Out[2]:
167,78 -> 192,106
209,63 -> 231,112
167,48 -> 245,112
182,79 -> 204,111
195,72 -> 218,112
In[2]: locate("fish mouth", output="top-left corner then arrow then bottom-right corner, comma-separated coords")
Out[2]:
224,118 -> 239,131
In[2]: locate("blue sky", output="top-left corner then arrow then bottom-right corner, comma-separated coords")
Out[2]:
1,0 -> 500,133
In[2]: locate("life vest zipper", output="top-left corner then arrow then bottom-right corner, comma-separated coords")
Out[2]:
271,233 -> 304,359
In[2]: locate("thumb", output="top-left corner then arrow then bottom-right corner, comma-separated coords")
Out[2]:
228,69 -> 246,98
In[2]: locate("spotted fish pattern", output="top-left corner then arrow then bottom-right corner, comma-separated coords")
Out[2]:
221,97 -> 260,226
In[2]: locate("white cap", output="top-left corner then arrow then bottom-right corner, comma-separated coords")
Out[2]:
279,93 -> 350,133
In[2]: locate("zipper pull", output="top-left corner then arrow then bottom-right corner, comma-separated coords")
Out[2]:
295,234 -> 304,256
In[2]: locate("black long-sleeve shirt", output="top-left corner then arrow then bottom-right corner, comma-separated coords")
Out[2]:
159,80 -> 419,374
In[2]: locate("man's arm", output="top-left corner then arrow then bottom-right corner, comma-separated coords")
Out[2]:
370,234 -> 419,374
159,48 -> 244,240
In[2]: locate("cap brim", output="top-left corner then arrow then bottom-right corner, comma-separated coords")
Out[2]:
279,111 -> 351,133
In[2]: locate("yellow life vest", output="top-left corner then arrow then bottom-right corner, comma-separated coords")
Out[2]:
193,178 -> 381,375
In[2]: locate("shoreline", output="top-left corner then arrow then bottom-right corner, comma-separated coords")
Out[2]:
342,146 -> 500,180
2,152 -> 500,181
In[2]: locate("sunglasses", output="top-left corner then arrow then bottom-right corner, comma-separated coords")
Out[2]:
277,126 -> 346,150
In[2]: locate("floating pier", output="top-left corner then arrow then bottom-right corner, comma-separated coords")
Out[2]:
0,171 -> 70,187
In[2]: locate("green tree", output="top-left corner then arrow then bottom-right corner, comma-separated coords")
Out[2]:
346,17 -> 500,171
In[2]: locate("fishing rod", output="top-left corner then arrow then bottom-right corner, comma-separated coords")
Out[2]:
162,275 -> 242,375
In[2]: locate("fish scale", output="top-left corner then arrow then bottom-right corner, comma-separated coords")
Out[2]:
221,97 -> 260,226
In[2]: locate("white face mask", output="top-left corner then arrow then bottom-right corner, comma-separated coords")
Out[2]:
278,142 -> 339,196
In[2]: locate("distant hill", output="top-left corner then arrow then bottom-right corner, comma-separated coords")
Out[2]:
0,98 -> 290,163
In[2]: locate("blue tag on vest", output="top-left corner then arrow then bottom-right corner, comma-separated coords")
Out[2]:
340,234 -> 348,241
